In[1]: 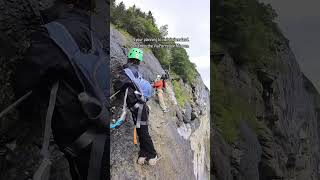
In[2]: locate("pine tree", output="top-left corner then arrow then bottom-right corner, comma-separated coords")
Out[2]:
147,11 -> 155,25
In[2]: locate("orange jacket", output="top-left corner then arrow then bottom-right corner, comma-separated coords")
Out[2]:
153,80 -> 166,89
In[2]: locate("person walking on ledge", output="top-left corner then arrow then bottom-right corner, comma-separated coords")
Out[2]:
153,74 -> 169,112
114,48 -> 159,166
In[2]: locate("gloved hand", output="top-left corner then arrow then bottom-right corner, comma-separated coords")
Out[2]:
110,118 -> 125,129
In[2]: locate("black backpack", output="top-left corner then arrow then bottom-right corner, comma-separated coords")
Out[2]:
33,21 -> 109,180
0,19 -> 110,180
45,21 -> 110,126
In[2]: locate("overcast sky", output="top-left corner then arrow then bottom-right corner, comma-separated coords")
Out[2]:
262,0 -> 320,92
115,0 -> 210,89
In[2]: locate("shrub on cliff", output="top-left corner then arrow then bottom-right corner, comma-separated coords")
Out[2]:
213,0 -> 283,67
172,80 -> 191,107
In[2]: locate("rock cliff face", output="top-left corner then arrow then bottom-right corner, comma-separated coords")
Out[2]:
212,40 -> 320,179
0,1 -> 67,179
110,26 -> 210,180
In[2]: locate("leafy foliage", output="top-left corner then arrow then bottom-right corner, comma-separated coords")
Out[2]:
172,80 -> 191,107
213,0 -> 285,67
159,25 -> 168,37
212,64 -> 258,142
171,48 -> 197,83
111,1 -> 197,83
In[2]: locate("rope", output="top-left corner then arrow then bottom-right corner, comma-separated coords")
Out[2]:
0,91 -> 32,119
109,90 -> 121,100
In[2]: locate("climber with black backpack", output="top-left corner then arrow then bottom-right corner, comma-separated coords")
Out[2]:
114,48 -> 159,166
11,0 -> 109,179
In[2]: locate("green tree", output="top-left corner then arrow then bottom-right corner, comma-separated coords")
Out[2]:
124,17 -> 146,38
111,2 -> 126,27
170,48 -> 196,82
147,11 -> 155,25
160,25 -> 168,37
110,2 -> 197,84
153,48 -> 171,69
213,0 -> 280,66
135,8 -> 146,18
110,0 -> 116,8
143,19 -> 160,38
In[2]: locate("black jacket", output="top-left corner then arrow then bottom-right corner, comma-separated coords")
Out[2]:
14,7 -> 94,147
113,63 -> 144,108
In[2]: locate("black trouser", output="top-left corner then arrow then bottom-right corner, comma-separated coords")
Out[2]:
136,125 -> 157,159
131,104 -> 157,159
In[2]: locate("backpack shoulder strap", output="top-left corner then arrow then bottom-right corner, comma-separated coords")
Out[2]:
33,81 -> 59,180
123,68 -> 135,81
124,68 -> 147,102
137,71 -> 143,79
124,68 -> 142,90
124,68 -> 140,90
41,82 -> 59,157
44,22 -> 80,60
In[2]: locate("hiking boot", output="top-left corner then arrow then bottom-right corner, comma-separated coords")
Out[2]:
148,155 -> 159,166
137,157 -> 147,165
